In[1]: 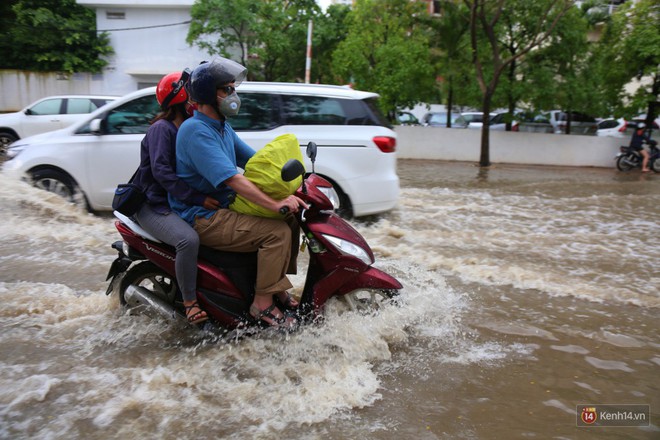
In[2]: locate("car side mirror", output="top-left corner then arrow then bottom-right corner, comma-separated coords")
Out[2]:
24,109 -> 33,115
89,118 -> 104,135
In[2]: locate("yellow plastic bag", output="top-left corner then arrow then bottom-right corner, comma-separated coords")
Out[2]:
230,133 -> 304,218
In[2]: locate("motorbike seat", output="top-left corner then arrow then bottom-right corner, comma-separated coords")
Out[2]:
199,246 -> 257,269
114,210 -> 257,268
113,211 -> 161,243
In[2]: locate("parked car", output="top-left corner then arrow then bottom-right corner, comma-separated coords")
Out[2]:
488,112 -> 519,131
0,95 -> 118,155
456,112 -> 495,129
421,111 -> 466,128
546,110 -> 598,135
396,111 -> 420,126
3,83 -> 399,218
515,110 -> 598,135
514,112 -> 554,133
596,118 -> 627,137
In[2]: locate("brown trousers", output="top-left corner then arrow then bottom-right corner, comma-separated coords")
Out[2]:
194,209 -> 299,297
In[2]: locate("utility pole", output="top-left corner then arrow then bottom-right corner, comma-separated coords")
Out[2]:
305,19 -> 313,83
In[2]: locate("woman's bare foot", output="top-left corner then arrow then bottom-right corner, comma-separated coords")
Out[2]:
250,296 -> 297,329
276,291 -> 299,309
183,301 -> 208,325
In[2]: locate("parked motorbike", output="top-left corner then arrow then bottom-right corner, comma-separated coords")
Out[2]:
615,139 -> 660,172
105,142 -> 402,334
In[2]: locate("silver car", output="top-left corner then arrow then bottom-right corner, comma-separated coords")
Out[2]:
0,95 -> 118,154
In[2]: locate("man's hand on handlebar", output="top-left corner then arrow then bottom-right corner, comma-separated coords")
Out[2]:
277,195 -> 308,214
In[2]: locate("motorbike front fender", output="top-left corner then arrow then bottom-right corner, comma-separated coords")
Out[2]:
310,266 -> 402,313
338,266 -> 403,293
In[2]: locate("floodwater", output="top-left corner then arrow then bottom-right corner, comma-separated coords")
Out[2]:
0,160 -> 658,439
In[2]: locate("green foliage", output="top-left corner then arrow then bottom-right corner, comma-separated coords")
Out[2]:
463,0 -> 574,165
596,0 -> 660,119
332,0 -> 436,117
429,1 -> 476,112
0,0 -> 112,73
308,4 -> 351,84
523,7 -> 603,120
188,0 -> 321,82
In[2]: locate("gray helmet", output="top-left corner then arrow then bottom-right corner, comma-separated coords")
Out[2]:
187,57 -> 247,105
637,122 -> 646,130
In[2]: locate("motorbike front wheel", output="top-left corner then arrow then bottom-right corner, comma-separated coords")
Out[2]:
616,154 -> 637,171
118,261 -> 178,309
341,289 -> 400,314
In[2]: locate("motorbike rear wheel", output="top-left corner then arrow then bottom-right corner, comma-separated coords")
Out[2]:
651,158 -> 660,173
119,261 -> 178,308
616,154 -> 637,172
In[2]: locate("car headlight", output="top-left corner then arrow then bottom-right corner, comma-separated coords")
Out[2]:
6,144 -> 27,159
318,186 -> 340,210
322,234 -> 373,265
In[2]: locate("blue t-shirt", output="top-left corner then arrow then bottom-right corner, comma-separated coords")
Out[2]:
170,111 -> 255,225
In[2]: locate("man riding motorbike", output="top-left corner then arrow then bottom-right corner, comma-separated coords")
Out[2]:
169,58 -> 307,329
629,122 -> 653,172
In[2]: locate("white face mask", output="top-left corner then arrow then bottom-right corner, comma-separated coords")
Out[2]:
217,92 -> 241,117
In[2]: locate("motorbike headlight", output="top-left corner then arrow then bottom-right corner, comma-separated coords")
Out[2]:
318,186 -> 340,210
322,234 -> 373,265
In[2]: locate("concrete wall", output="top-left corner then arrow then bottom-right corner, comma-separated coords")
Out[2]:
394,126 -> 626,168
0,71 -> 109,112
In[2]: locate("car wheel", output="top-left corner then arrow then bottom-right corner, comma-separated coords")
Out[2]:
0,131 -> 18,157
30,168 -> 77,202
334,184 -> 353,219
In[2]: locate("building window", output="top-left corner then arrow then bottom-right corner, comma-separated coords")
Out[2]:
106,10 -> 126,20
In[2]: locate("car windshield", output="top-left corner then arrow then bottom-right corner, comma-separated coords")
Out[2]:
429,113 -> 448,124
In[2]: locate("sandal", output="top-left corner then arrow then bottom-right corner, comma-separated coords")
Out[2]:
184,301 -> 208,325
250,303 -> 297,330
276,292 -> 299,309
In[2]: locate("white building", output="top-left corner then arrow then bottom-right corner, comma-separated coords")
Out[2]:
76,0 -> 211,95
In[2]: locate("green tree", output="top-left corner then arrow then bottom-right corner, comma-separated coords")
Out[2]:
0,0 -> 112,73
463,0 -> 573,166
309,4 -> 351,84
430,1 -> 472,126
187,0 -> 259,68
333,0 -> 436,119
597,0 -> 660,124
188,0 -> 320,82
524,7 -> 598,133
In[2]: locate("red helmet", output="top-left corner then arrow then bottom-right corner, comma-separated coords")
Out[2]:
156,68 -> 191,110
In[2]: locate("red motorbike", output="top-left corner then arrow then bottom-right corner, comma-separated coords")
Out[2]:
105,142 -> 402,333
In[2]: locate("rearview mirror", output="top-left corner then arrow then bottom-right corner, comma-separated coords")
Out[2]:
306,141 -> 317,163
281,159 -> 305,182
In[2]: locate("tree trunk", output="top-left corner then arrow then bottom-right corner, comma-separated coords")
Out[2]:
480,94 -> 492,167
447,83 -> 454,128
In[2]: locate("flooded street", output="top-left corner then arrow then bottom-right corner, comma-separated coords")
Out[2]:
1,159 -> 658,439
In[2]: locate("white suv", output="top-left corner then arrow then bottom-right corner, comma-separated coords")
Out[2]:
3,83 -> 399,217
